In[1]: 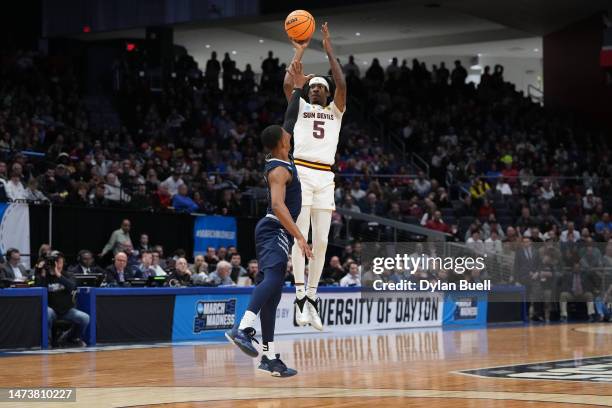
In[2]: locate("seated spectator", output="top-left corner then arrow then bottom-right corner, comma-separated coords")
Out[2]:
229,253 -> 247,283
340,262 -> 361,287
413,171 -> 431,197
190,255 -> 208,275
25,178 -> 49,202
558,261 -> 600,322
68,250 -> 104,275
560,222 -> 581,242
478,198 -> 495,219
137,234 -> 150,253
172,184 -> 199,213
104,252 -> 141,286
425,210 -> 451,233
151,250 -> 168,276
35,251 -> 89,347
5,169 -> 26,200
0,248 -> 31,282
167,257 -> 192,286
485,230 -> 503,255
323,256 -> 345,283
495,178 -> 513,196
595,212 -> 612,235
207,260 -> 235,286
204,246 -> 220,271
242,259 -> 259,285
466,230 -> 485,254
161,169 -> 185,197
359,192 -> 385,215
152,184 -> 172,210
469,177 -> 491,201
133,250 -> 156,278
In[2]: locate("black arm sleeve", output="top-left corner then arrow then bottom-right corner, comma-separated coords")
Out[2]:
282,89 -> 301,136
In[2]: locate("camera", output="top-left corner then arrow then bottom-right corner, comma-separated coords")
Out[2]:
40,250 -> 63,272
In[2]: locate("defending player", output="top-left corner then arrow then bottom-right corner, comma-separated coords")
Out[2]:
226,61 -> 313,377
283,22 -> 346,330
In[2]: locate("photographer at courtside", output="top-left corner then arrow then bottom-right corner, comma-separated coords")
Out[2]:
35,251 -> 90,347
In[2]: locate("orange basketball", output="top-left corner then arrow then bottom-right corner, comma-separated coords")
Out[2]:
285,10 -> 315,42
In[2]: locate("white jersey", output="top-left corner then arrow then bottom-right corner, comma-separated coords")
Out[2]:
293,98 -> 344,165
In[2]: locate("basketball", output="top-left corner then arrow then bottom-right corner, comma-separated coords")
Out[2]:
285,10 -> 315,42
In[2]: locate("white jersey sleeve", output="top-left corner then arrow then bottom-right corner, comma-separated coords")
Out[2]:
292,98 -> 344,165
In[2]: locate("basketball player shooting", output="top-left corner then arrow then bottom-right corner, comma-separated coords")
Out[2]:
226,61 -> 313,377
283,22 -> 346,330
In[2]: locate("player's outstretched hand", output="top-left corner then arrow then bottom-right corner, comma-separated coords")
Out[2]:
291,38 -> 310,50
321,22 -> 330,42
288,61 -> 313,89
297,237 -> 313,259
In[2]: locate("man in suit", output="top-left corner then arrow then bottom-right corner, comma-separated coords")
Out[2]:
558,261 -> 600,322
104,252 -> 141,286
68,250 -> 104,275
513,237 -> 549,321
0,248 -> 31,282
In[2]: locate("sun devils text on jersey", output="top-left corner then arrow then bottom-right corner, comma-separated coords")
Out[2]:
293,98 -> 344,166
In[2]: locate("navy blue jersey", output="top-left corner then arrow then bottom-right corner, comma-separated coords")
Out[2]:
264,155 -> 302,222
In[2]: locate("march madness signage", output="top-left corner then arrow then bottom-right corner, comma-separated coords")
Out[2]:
256,291 -> 443,334
193,299 -> 236,332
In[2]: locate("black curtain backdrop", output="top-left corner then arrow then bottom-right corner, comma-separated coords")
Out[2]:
0,296 -> 42,348
28,204 -> 258,265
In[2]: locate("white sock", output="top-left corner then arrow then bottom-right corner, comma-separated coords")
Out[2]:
306,286 -> 317,299
263,341 -> 276,359
238,310 -> 257,330
295,284 -> 306,300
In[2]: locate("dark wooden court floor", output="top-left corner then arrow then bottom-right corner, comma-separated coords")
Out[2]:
0,324 -> 610,407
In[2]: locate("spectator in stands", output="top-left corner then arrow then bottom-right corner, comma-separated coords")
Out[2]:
25,178 -> 48,202
425,210 -> 451,233
245,259 -> 258,283
559,260 -> 600,322
151,251 -> 167,276
229,253 -> 247,283
322,256 -> 344,284
360,192 -> 385,215
100,219 -> 133,258
172,184 -> 199,213
190,255 -> 207,275
68,250 -> 104,275
152,184 -> 172,210
137,234 -> 150,253
469,177 -> 491,203
167,257 -> 192,286
466,230 -> 485,254
595,213 -> 612,235
133,250 -> 156,278
413,171 -> 431,197
35,251 -> 89,347
343,55 -> 360,78
0,248 -> 30,282
485,230 -> 503,255
161,169 -> 185,197
451,60 -> 467,86
561,222 -> 581,242
5,169 -> 26,200
104,252 -> 139,286
340,262 -> 361,287
207,260 -> 235,286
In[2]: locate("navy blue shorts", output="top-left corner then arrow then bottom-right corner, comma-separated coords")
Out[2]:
255,216 -> 294,282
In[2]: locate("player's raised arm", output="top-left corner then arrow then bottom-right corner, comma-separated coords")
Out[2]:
321,22 -> 346,112
268,168 -> 312,258
284,61 -> 313,134
283,39 -> 310,101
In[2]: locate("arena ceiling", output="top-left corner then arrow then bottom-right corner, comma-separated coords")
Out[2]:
71,0 -> 608,71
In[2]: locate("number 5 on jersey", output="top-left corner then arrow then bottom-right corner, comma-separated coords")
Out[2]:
313,121 -> 325,139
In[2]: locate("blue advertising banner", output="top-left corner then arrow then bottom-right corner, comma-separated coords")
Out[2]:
442,292 -> 488,327
193,215 -> 237,254
172,293 -> 250,341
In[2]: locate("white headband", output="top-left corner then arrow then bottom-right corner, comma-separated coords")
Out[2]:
309,76 -> 329,91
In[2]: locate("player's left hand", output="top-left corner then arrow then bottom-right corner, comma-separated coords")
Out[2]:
321,22 -> 330,42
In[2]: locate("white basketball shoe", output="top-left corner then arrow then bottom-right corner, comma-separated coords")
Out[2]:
294,296 -> 309,326
305,296 -> 323,331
